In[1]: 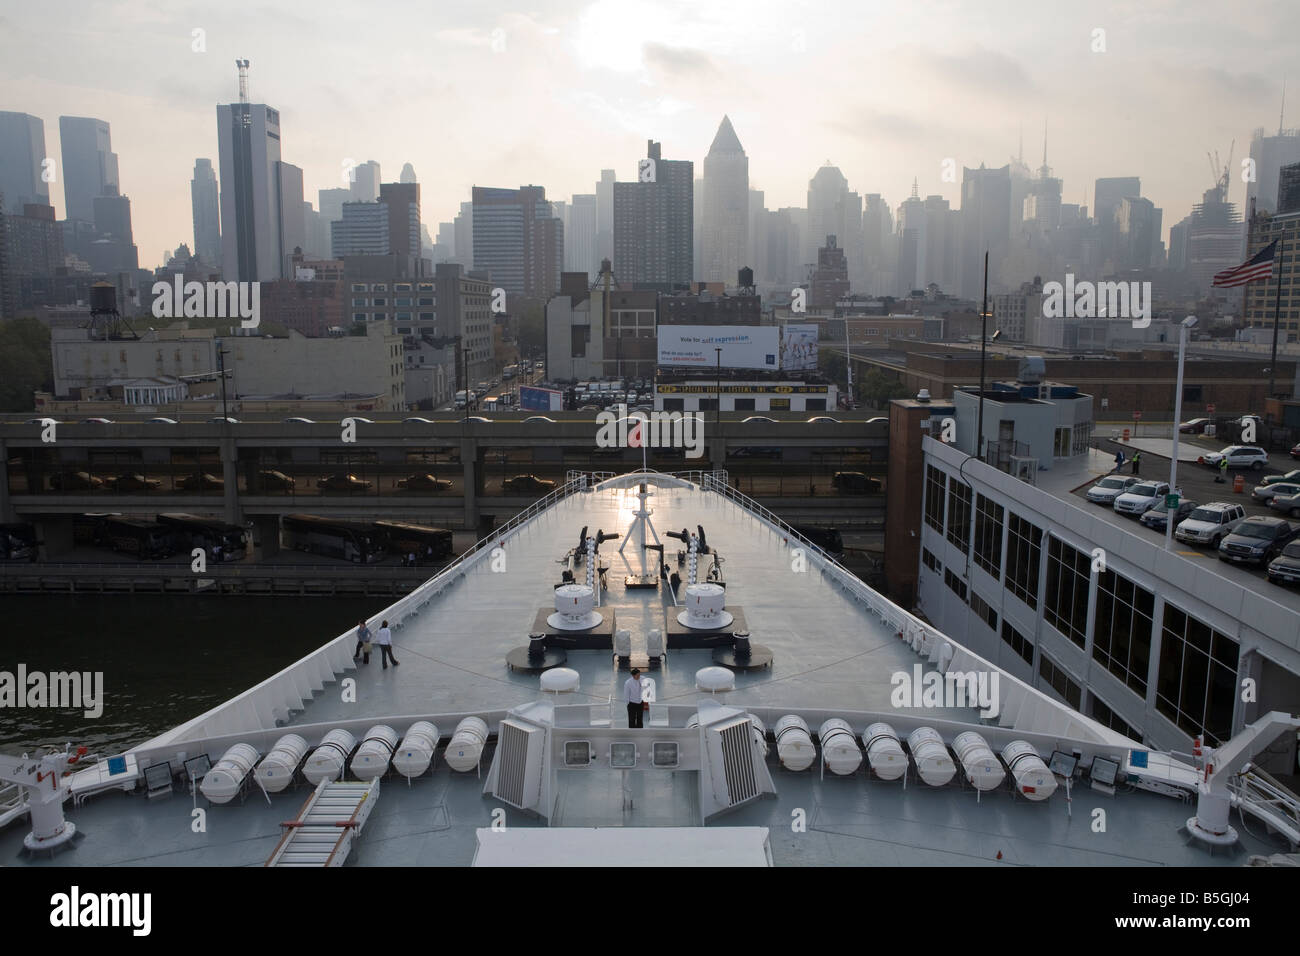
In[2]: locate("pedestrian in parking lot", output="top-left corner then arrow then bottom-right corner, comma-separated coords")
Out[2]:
377,620 -> 399,669
1131,452 -> 1141,476
1216,457 -> 1228,483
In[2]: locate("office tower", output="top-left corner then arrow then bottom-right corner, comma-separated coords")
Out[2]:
1242,206 -> 1300,333
1024,138 -> 1062,233
811,235 -> 849,307
278,161 -> 305,269
191,158 -> 221,267
959,163 -> 1011,299
701,116 -> 749,286
454,201 -> 474,266
862,193 -> 895,297
59,116 -> 119,225
613,141 -> 693,291
896,182 -> 925,292
0,202 -> 64,318
748,189 -> 767,284
331,202 -> 389,256
217,78 -> 283,281
1279,162 -> 1300,215
471,185 -> 563,299
350,160 -> 380,202
1184,182 -> 1244,297
318,188 -> 349,225
596,169 -> 615,264
1115,197 -> 1163,271
400,162 -> 417,184
0,112 -> 49,214
379,181 -> 420,259
1247,126 -> 1300,215
807,164 -> 863,287
302,202 -> 331,258
566,193 -> 598,280
436,261 -> 494,378
86,189 -> 138,272
1093,176 -> 1141,269
693,177 -> 703,281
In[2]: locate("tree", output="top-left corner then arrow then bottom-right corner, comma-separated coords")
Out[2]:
0,318 -> 53,411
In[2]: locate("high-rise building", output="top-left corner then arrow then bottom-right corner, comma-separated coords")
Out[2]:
1093,176 -> 1141,270
0,112 -> 49,214
277,161 -> 305,271
399,163 -> 417,184
90,189 -> 138,272
613,141 -> 693,291
331,202 -> 389,256
566,193 -> 598,280
318,188 -> 349,225
471,185 -> 563,299
862,194 -> 895,297
810,235 -> 849,308
302,202 -> 330,258
1241,208 -> 1300,340
960,164 -> 1011,299
1246,127 -> 1300,215
701,116 -> 749,286
807,165 -> 863,287
350,160 -> 381,202
595,169 -> 615,264
191,158 -> 221,268
1023,140 -> 1062,234
0,202 -> 64,318
58,116 -> 118,225
748,189 -> 767,285
436,261 -> 494,380
216,93 -> 283,281
453,202 -> 474,266
1279,162 -> 1300,215
379,182 -> 420,259
1115,197 -> 1163,271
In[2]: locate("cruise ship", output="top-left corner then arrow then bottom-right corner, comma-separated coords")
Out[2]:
2,468 -> 1298,868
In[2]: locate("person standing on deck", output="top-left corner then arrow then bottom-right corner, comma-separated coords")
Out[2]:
353,620 -> 372,664
624,668 -> 645,728
377,620 -> 399,669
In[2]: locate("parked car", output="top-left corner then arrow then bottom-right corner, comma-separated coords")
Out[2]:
81,417 -> 114,424
396,473 -> 451,492
342,417 -> 374,424
1178,417 -> 1211,434
1175,502 -> 1247,547
146,417 -> 178,424
732,446 -> 782,459
51,471 -> 104,491
1113,481 -> 1172,517
258,469 -> 296,491
806,416 -> 840,424
1266,540 -> 1300,585
866,417 -> 889,425
1252,481 -> 1300,502
833,471 -> 882,493
1268,491 -> 1300,518
283,417 -> 315,424
522,416 -> 556,424
502,474 -> 555,494
1202,445 -> 1268,471
25,417 -> 58,425
741,416 -> 777,424
403,417 -> 434,425
208,416 -> 239,424
317,473 -> 372,492
178,472 -> 224,491
1259,469 -> 1300,486
1139,498 -> 1198,533
109,473 -> 162,492
464,416 -> 492,424
1085,475 -> 1139,504
1218,517 -> 1300,566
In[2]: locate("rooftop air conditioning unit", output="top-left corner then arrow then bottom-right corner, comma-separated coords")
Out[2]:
1010,456 -> 1038,485
1018,356 -> 1045,384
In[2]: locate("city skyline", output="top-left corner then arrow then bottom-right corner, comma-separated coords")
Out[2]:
2,0 -> 1296,272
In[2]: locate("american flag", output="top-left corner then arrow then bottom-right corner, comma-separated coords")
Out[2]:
1212,239 -> 1279,287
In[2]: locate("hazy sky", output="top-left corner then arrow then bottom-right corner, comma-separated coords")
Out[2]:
4,0 -> 1296,270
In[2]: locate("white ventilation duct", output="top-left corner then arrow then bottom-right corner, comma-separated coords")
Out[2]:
393,721 -> 440,779
906,727 -> 956,787
818,719 -> 862,775
547,584 -> 602,629
1001,741 -> 1058,801
953,731 -> 1005,791
303,729 -> 356,785
749,715 -> 769,757
862,722 -> 907,780
200,743 -> 260,804
774,715 -> 816,771
445,717 -> 489,772
255,733 -> 308,793
646,628 -> 664,659
678,583 -> 734,630
614,629 -> 632,657
350,725 -> 399,780
695,666 -> 735,694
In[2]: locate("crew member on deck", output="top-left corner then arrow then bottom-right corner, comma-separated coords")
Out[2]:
625,668 -> 645,728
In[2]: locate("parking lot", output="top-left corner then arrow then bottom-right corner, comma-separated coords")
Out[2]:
1077,434 -> 1300,602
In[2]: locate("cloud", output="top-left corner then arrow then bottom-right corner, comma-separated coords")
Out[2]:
643,42 -> 719,80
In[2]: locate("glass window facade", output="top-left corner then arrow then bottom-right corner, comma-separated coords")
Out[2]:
1093,570 -> 1155,697
1005,513 -> 1042,610
973,494 -> 1004,577
1156,606 -> 1239,745
924,465 -> 945,534
947,480 -> 972,551
1039,655 -> 1082,709
1001,620 -> 1034,665
1044,536 -> 1090,648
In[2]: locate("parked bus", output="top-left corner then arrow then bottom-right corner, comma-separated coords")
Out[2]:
282,514 -> 384,563
373,520 -> 454,562
503,364 -> 518,380
0,523 -> 37,561
102,516 -> 175,559
157,513 -> 249,561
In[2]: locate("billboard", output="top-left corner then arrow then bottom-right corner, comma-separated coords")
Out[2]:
520,386 -> 563,411
781,324 -> 819,371
657,325 -> 779,370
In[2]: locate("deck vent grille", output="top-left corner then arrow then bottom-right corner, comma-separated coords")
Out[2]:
719,719 -> 758,806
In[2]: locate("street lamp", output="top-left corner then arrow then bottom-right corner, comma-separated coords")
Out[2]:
1165,315 -> 1198,552
715,347 -> 722,428
976,251 -> 991,460
214,338 -> 231,424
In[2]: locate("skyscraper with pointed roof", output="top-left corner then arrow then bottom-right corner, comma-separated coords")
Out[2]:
701,115 -> 749,285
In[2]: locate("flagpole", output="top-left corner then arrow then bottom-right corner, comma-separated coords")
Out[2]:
1269,236 -> 1285,399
